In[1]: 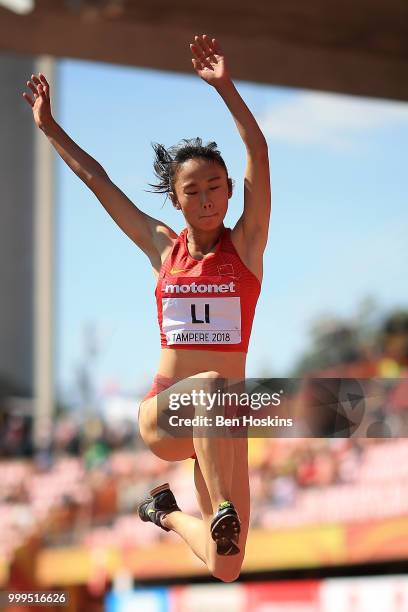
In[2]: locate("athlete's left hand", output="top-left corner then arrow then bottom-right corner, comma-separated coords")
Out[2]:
190,34 -> 231,88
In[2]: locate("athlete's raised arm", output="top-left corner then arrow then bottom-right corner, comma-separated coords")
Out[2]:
22,73 -> 177,266
190,34 -> 271,253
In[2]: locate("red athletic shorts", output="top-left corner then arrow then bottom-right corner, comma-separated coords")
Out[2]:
138,373 -> 197,460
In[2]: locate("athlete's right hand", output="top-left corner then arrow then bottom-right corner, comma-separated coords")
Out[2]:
22,73 -> 53,130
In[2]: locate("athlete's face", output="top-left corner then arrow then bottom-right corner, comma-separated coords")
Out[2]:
171,158 -> 232,229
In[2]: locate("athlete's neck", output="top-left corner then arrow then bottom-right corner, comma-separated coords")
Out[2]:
185,224 -> 225,259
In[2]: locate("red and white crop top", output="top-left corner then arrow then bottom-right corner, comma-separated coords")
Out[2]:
155,226 -> 261,353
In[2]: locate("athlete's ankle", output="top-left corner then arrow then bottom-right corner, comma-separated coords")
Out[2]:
159,514 -> 169,529
160,510 -> 180,530
213,498 -> 233,512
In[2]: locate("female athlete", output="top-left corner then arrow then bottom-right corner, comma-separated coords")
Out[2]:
23,34 -> 271,582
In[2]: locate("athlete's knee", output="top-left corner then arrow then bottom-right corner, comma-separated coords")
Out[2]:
207,552 -> 244,583
197,370 -> 224,380
214,571 -> 240,583
210,562 -> 242,583
143,435 -> 194,462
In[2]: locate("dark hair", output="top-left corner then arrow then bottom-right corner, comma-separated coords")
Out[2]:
147,137 -> 229,200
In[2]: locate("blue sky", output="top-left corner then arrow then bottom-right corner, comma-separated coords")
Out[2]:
55,59 -> 408,401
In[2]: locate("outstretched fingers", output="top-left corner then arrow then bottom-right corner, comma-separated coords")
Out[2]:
26,79 -> 38,97
39,73 -> 50,99
202,34 -> 218,63
30,74 -> 49,97
22,73 -> 50,107
211,37 -> 222,55
22,91 -> 34,107
190,45 -> 212,71
190,35 -> 214,70
22,78 -> 37,106
191,58 -> 204,73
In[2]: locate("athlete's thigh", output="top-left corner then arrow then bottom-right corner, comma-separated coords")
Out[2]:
138,371 -> 222,461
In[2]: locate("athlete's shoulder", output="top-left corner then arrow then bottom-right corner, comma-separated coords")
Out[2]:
157,227 -> 185,270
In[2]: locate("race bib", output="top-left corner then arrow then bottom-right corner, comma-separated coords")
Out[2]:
161,276 -> 241,345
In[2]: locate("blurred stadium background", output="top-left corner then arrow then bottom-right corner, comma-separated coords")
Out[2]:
1,1 -> 408,611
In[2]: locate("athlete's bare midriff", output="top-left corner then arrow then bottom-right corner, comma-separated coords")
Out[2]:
157,347 -> 247,380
